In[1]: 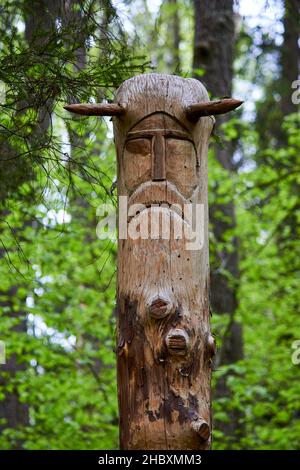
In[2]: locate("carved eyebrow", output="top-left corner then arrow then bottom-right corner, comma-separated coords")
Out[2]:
127,129 -> 193,142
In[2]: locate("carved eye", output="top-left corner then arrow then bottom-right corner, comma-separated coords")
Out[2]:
124,138 -> 152,192
125,138 -> 151,156
165,139 -> 198,197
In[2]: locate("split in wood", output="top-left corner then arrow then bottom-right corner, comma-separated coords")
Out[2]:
165,328 -> 189,356
191,418 -> 210,441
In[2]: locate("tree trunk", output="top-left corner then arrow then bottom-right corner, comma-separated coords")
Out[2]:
166,0 -> 181,71
0,286 -> 29,446
255,0 -> 299,149
280,0 -> 299,117
114,73 -> 215,449
193,0 -> 243,444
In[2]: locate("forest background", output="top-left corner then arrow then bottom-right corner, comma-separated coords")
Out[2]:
0,0 -> 299,450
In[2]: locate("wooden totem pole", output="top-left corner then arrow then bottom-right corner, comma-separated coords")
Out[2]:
65,74 -> 242,450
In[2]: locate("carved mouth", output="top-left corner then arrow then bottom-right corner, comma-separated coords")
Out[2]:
128,200 -> 184,222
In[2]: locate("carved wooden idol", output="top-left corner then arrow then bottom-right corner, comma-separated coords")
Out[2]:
65,73 -> 242,450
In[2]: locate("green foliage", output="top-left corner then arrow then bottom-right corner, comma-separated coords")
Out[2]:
211,113 -> 300,450
0,0 -> 299,451
0,117 -> 119,449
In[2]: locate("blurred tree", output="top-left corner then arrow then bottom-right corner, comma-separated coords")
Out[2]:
280,0 -> 299,117
255,0 -> 299,148
165,0 -> 181,71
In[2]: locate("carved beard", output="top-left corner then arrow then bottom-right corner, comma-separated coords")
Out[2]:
119,199 -> 204,357
118,119 -> 206,367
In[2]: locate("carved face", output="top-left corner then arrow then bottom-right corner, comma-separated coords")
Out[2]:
122,113 -> 199,200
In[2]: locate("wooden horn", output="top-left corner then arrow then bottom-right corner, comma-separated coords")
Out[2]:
185,98 -> 243,121
64,103 -> 125,116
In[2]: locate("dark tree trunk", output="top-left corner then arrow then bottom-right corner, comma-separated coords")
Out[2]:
193,0 -> 244,445
0,286 -> 29,446
166,0 -> 181,71
256,0 -> 299,149
280,0 -> 300,117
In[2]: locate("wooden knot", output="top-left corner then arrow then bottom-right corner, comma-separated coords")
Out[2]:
165,328 -> 189,356
148,297 -> 174,320
191,418 -> 210,441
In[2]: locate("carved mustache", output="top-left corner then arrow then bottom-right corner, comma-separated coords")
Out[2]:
127,181 -> 196,219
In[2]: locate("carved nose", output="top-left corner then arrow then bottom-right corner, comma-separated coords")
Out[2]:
152,134 -> 166,181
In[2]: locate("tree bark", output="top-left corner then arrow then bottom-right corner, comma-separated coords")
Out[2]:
0,285 -> 29,446
114,74 -> 215,449
166,0 -> 181,71
280,0 -> 300,117
193,0 -> 243,444
255,0 -> 299,149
